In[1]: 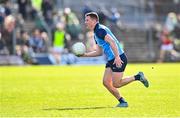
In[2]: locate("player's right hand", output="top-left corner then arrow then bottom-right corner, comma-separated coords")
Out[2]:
113,56 -> 124,68
76,54 -> 84,57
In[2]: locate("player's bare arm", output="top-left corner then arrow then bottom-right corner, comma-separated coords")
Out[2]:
83,44 -> 102,57
104,34 -> 124,67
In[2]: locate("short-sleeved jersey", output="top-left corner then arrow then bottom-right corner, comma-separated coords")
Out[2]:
94,23 -> 124,61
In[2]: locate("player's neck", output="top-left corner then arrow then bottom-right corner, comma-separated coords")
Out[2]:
93,22 -> 99,32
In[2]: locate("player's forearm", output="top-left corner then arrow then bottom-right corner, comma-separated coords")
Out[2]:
83,51 -> 102,57
109,41 -> 119,57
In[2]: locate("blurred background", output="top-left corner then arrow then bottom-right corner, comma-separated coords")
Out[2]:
0,0 -> 180,65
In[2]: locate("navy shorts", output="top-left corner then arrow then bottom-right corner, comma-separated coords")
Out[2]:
105,53 -> 127,72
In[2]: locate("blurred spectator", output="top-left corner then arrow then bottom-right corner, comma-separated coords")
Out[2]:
109,8 -> 121,25
18,0 -> 28,19
41,0 -> 53,27
15,30 -> 34,63
0,15 -> 15,55
4,0 -> 11,16
53,10 -> 64,25
31,0 -> 42,12
0,0 -> 11,26
15,29 -> 22,56
15,13 -> 25,29
0,5 -> 5,25
30,0 -> 42,19
157,29 -> 179,62
173,13 -> 180,39
29,28 -> 46,53
41,31 -> 49,52
51,22 -> 66,64
63,7 -> 81,40
97,7 -> 121,25
98,11 -> 107,25
172,13 -> 180,51
164,12 -> 177,33
82,2 -> 93,19
0,31 -> 5,54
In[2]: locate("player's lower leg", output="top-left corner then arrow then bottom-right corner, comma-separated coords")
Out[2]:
112,76 -> 135,88
103,81 -> 121,100
112,72 -> 149,88
103,69 -> 128,107
103,82 -> 128,107
112,72 -> 135,88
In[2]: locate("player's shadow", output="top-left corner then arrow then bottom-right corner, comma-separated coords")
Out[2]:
43,106 -> 113,111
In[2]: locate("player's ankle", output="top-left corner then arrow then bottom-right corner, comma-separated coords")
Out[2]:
134,74 -> 140,80
118,97 -> 127,103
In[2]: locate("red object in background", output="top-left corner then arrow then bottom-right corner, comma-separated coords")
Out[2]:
161,35 -> 172,44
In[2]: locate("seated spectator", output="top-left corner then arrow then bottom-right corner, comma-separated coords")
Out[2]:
164,12 -> 177,33
15,29 -> 22,56
172,13 -> 180,51
1,15 -> 15,55
63,7 -> 81,40
0,5 -> 5,25
30,0 -> 42,19
157,29 -> 179,62
15,30 -> 34,63
17,0 -> 28,19
41,0 -> 53,27
29,28 -> 46,53
41,31 -> 49,52
4,0 -> 12,16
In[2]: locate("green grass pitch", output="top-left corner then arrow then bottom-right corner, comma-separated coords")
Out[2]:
0,63 -> 180,117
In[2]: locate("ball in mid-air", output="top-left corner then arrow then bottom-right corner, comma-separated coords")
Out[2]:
72,42 -> 86,55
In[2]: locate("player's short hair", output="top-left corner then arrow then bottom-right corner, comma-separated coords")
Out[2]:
85,12 -> 99,22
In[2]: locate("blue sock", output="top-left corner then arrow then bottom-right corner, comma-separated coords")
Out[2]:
118,97 -> 126,103
134,74 -> 140,80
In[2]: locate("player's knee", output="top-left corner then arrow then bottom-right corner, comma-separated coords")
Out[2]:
103,80 -> 110,88
112,83 -> 119,88
112,81 -> 123,88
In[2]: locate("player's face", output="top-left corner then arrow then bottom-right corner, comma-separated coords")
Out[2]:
85,16 -> 95,30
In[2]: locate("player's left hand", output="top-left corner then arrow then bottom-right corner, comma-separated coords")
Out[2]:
113,56 -> 124,68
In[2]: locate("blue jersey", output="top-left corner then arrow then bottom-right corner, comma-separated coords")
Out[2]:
94,23 -> 124,61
